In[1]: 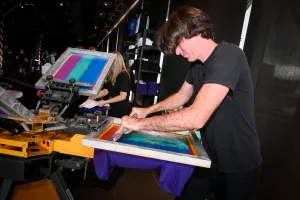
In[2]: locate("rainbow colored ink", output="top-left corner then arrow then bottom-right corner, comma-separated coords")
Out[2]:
100,125 -> 196,155
118,132 -> 190,154
53,54 -> 109,90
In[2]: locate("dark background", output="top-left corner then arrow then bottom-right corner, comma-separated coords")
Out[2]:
244,0 -> 300,199
1,0 -> 300,199
1,0 -> 134,55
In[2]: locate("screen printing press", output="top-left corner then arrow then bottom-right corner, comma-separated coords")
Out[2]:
0,48 -> 211,200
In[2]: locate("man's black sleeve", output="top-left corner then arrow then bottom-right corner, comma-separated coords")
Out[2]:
185,68 -> 193,85
204,46 -> 245,92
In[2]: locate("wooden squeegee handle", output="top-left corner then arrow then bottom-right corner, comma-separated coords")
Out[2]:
112,114 -> 138,142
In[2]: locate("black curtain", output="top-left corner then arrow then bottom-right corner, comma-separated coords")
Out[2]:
117,21 -> 127,53
244,0 -> 300,199
66,0 -> 83,42
144,0 -> 169,31
102,39 -> 108,52
3,28 -> 37,56
109,28 -> 118,52
159,0 -> 247,101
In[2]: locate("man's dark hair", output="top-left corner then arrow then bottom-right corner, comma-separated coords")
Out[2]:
156,6 -> 214,54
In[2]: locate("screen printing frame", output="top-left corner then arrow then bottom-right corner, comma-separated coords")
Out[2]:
35,48 -> 117,97
82,118 -> 211,168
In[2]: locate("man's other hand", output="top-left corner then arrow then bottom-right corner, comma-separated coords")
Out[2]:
130,107 -> 150,118
116,115 -> 142,134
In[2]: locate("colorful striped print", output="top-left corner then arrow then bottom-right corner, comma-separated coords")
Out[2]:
54,54 -> 109,90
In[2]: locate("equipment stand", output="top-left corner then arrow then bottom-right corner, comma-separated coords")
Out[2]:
0,179 -> 13,200
50,168 -> 74,200
0,153 -> 81,200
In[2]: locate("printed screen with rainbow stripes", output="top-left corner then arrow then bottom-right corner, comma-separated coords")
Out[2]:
53,53 -> 109,90
100,125 -> 197,155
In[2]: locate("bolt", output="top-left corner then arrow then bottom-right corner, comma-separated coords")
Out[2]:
21,153 -> 25,156
22,144 -> 26,147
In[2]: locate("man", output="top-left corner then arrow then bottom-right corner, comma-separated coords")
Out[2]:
117,6 -> 261,200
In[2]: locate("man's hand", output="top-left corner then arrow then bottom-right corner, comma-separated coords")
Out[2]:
97,100 -> 106,107
116,115 -> 141,134
130,107 -> 150,118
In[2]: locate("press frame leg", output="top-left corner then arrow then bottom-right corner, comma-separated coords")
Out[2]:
50,168 -> 74,200
0,178 -> 13,200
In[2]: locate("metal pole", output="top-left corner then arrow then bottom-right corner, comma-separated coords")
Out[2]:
106,37 -> 110,53
97,0 -> 140,47
115,27 -> 119,51
141,0 -> 144,9
166,0 -> 171,21
156,0 -> 171,104
0,20 -> 3,73
35,34 -> 42,69
2,4 -> 20,18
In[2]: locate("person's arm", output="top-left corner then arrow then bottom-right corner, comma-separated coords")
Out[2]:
102,92 -> 127,104
138,83 -> 228,131
99,72 -> 129,106
96,89 -> 109,98
147,81 -> 193,114
129,81 -> 193,117
117,46 -> 245,133
130,66 -> 194,118
119,83 -> 229,133
89,89 -> 109,100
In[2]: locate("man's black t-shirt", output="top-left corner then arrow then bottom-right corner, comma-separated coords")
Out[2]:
185,42 -> 261,173
106,71 -> 131,118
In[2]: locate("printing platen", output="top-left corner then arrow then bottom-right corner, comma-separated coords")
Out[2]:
82,121 -> 211,168
82,118 -> 211,167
